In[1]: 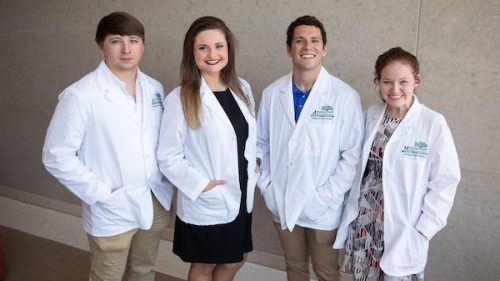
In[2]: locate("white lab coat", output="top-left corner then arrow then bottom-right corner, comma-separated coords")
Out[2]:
157,78 -> 258,226
42,61 -> 174,237
333,96 -> 461,276
257,67 -> 363,231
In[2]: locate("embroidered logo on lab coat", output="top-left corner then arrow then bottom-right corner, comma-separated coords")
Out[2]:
310,105 -> 334,120
152,93 -> 162,107
402,141 -> 428,158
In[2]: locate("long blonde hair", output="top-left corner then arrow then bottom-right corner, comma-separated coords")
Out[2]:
180,16 -> 249,129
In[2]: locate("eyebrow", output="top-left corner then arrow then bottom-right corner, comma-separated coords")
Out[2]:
293,36 -> 322,40
108,35 -> 140,39
194,42 -> 225,46
381,77 -> 412,80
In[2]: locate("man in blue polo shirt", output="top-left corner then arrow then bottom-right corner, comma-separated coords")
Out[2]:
256,15 -> 363,281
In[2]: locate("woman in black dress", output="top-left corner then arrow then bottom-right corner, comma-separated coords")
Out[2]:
157,16 -> 258,281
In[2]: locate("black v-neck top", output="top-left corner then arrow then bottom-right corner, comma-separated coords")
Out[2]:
213,88 -> 249,198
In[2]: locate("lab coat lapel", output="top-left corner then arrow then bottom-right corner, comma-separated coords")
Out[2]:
97,62 -> 141,127
294,67 -> 327,130
366,96 -> 423,151
364,104 -> 386,160
278,73 -> 296,127
200,78 -> 233,128
233,91 -> 255,129
391,95 -> 422,137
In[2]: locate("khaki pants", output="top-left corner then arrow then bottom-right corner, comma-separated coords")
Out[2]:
274,222 -> 340,281
87,195 -> 169,281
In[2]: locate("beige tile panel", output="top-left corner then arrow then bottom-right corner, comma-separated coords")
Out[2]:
425,170 -> 500,280
417,0 -> 500,174
135,0 -> 420,107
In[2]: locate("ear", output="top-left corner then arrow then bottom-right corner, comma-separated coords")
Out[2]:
415,74 -> 421,86
322,44 -> 327,57
97,44 -> 104,57
286,45 -> 292,58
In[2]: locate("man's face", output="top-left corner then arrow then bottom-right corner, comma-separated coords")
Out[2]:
287,25 -> 326,73
100,34 -> 144,75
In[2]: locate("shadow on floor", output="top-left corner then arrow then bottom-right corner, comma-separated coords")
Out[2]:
0,225 -> 183,281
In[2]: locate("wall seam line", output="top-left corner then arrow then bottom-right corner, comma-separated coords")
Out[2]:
415,0 -> 423,56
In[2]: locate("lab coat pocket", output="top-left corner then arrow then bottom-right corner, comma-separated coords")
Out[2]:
257,172 -> 271,192
304,123 -> 334,156
392,226 -> 429,267
261,184 -> 279,219
92,186 -> 142,225
303,190 -> 330,221
187,186 -> 227,224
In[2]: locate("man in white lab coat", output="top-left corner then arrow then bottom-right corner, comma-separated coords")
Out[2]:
42,12 -> 173,281
257,15 -> 363,281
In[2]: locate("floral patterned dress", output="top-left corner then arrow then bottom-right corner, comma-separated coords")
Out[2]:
340,115 -> 425,281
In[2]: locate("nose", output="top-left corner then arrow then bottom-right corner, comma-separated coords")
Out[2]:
303,40 -> 311,49
121,41 -> 131,54
392,83 -> 401,94
207,47 -> 216,58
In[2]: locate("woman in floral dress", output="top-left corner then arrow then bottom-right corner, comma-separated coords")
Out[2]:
334,47 -> 461,281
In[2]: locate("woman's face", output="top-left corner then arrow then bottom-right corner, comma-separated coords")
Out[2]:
378,61 -> 419,116
193,28 -> 228,79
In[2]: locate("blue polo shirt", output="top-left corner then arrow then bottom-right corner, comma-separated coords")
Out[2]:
292,81 -> 311,123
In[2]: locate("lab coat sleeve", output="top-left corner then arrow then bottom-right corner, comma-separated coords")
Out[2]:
42,90 -> 113,205
157,92 -> 210,201
415,116 -> 461,239
256,90 -> 272,192
317,93 -> 364,207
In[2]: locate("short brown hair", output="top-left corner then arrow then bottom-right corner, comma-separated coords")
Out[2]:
95,12 -> 145,47
286,15 -> 327,48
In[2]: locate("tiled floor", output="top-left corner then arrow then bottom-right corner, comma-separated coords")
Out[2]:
0,225 -> 183,281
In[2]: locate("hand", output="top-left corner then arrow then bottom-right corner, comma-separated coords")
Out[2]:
202,179 -> 227,192
255,158 -> 261,173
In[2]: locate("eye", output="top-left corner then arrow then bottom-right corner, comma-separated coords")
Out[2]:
400,80 -> 408,85
312,39 -> 321,44
111,39 -> 121,45
130,38 -> 139,44
215,43 -> 225,49
294,38 -> 304,44
197,45 -> 207,51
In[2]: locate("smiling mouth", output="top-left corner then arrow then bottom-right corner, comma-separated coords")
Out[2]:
205,59 -> 221,65
388,94 -> 404,99
300,54 -> 316,59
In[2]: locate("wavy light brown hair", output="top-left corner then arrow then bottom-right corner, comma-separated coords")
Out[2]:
180,16 -> 248,129
374,47 -> 421,84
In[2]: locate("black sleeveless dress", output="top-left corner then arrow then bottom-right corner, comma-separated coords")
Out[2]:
172,88 -> 253,264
